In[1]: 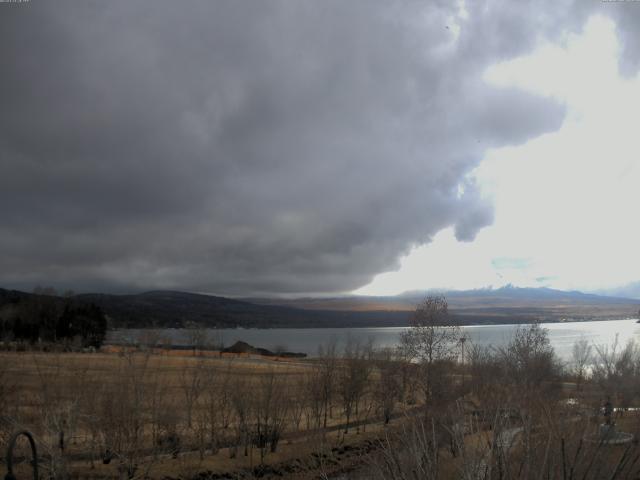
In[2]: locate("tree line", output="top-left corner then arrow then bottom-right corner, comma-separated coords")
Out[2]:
0,287 -> 107,348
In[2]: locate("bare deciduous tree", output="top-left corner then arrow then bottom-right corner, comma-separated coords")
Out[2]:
571,337 -> 592,391
304,368 -> 325,430
401,296 -> 460,364
339,337 -> 371,434
497,323 -> 559,393
252,369 -> 289,463
317,338 -> 338,429
289,372 -> 308,433
229,375 -> 251,459
179,358 -> 206,428
186,328 -> 210,355
592,336 -> 640,408
400,295 -> 460,406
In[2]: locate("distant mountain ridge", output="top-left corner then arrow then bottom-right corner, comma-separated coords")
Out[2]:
595,281 -> 640,300
75,290 -> 411,328
1,286 -> 638,329
434,285 -> 636,302
248,285 -> 639,311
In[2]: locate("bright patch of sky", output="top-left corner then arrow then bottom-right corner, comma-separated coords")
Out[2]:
357,15 -> 640,296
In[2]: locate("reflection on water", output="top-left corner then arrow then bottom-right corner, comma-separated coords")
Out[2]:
108,318 -> 640,361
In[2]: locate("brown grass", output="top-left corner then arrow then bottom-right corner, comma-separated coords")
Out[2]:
0,350 -> 401,480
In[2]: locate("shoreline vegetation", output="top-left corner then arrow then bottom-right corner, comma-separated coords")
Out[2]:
3,296 -> 640,478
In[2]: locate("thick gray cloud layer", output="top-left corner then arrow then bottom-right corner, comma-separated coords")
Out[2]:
1,0 -> 628,295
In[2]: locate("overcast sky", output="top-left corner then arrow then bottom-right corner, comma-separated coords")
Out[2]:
1,1 -> 639,297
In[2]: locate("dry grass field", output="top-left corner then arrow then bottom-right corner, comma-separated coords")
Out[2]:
0,348 -> 408,480
4,320 -> 640,480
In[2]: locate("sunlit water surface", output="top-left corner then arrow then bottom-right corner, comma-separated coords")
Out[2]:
108,319 -> 640,361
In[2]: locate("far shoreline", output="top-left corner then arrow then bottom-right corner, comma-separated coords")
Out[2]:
107,318 -> 640,361
107,314 -> 640,331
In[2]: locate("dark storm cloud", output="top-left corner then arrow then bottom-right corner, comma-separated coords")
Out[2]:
0,0 -> 605,295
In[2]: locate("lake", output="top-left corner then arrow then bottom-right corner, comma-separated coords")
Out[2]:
108,318 -> 640,361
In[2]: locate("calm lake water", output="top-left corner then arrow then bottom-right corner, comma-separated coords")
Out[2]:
108,318 -> 640,361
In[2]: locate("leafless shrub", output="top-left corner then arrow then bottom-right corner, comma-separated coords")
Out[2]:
289,372 -> 308,433
372,348 -> 402,425
339,337 -> 372,434
229,375 -> 251,459
31,353 -> 86,479
252,369 -> 289,463
571,337 -> 593,391
317,338 -> 338,429
97,351 -> 163,479
592,336 -> 640,407
0,354 -> 17,446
